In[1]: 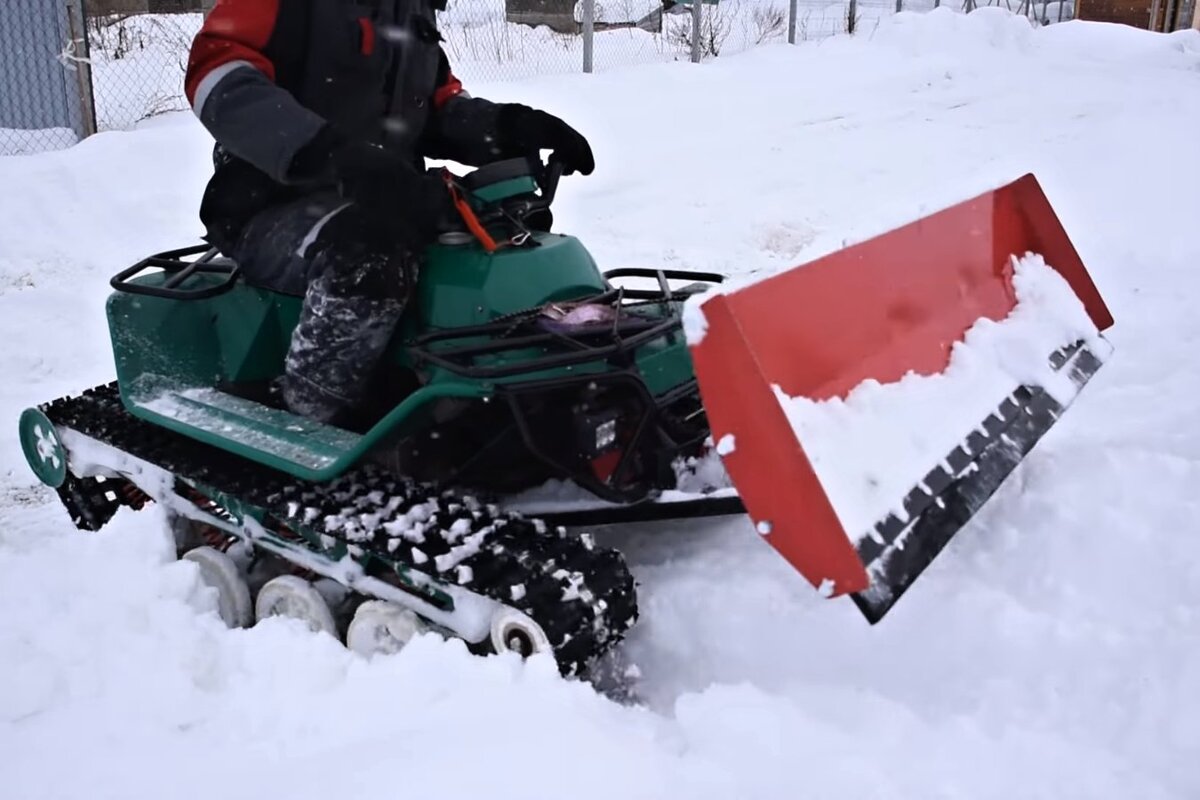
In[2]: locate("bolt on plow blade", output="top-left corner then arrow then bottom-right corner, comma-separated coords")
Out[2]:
686,174 -> 1114,622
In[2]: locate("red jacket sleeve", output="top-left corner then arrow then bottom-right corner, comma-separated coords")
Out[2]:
185,0 -> 279,109
183,0 -> 326,183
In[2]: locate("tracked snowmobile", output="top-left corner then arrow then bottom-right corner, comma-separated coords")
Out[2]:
19,157 -> 1114,677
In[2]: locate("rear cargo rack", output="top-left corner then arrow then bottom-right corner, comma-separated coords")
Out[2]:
409,269 -> 724,380
111,244 -> 240,300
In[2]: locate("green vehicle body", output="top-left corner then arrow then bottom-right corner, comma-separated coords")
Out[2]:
105,229 -> 701,484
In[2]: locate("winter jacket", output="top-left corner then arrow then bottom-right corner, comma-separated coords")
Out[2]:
185,0 -> 509,249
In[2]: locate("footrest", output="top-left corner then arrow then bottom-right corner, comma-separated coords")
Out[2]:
127,378 -> 362,474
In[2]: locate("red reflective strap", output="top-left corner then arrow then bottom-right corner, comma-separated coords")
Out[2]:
434,72 -> 464,110
443,172 -> 500,254
590,450 -> 621,484
358,18 -> 375,55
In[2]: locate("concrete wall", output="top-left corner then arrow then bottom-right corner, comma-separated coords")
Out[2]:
505,0 -> 580,33
86,0 -> 204,15
504,0 -> 662,33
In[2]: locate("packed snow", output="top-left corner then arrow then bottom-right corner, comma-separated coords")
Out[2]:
3,9 -> 1200,800
777,253 -> 1110,543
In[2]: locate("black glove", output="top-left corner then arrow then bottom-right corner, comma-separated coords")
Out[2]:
291,126 -> 453,243
494,104 -> 594,176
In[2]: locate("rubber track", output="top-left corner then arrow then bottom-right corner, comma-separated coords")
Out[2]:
41,383 -> 638,677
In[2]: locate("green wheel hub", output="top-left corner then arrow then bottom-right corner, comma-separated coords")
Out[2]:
19,408 -> 67,488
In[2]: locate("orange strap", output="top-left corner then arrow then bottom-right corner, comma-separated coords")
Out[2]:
443,171 -> 500,254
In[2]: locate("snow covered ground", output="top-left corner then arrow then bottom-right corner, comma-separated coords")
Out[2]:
2,8 -> 1200,799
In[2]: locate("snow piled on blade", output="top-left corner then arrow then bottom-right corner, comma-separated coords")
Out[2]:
776,253 -> 1108,543
682,298 -> 709,344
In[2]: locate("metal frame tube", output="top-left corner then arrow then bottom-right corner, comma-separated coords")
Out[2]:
582,0 -> 594,73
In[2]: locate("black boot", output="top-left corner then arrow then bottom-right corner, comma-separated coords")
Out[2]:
282,243 -> 414,428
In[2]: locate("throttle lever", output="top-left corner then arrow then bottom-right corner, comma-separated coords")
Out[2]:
539,157 -> 564,205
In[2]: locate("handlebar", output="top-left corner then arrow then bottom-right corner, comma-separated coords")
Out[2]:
538,156 -> 564,207
437,155 -> 569,247
489,156 -> 563,222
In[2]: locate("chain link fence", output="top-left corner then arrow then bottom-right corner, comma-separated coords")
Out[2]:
441,0 -> 915,83
438,0 -> 1061,81
5,0 -> 1079,157
85,9 -> 202,130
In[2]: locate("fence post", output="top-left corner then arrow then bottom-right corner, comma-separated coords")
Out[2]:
788,0 -> 798,42
66,0 -> 97,139
690,0 -> 702,62
582,0 -> 594,73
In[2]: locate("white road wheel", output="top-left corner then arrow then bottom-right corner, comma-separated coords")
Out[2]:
489,607 -> 551,659
254,575 -> 338,637
182,546 -> 253,629
168,513 -> 205,554
346,600 -> 428,658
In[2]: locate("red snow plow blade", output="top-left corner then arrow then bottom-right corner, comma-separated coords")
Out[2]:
688,174 -> 1113,622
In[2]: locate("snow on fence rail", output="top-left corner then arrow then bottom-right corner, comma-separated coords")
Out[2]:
3,0 -> 1072,156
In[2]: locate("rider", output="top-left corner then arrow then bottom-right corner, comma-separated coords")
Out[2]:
185,0 -> 594,426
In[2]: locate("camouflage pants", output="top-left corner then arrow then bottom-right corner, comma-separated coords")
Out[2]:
228,191 -> 417,426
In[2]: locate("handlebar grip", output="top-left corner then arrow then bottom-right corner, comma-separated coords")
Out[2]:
541,157 -> 564,204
